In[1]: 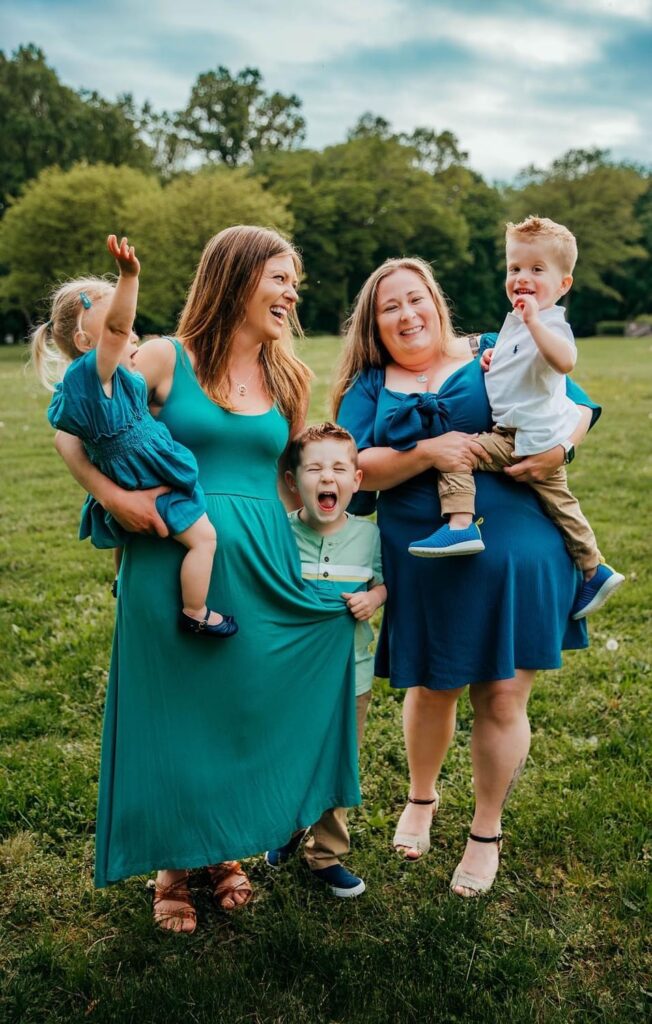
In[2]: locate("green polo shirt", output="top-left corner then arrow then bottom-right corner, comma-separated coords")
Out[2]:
288,511 -> 384,696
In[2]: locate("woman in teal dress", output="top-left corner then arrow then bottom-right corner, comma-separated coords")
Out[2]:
334,257 -> 599,898
56,226 -> 359,933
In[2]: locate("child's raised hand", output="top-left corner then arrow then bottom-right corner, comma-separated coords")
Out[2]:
107,235 -> 140,277
513,293 -> 539,324
480,349 -> 494,372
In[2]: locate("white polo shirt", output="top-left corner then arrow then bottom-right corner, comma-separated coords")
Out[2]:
485,305 -> 581,455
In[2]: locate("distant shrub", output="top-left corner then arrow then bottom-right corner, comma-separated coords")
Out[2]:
596,321 -> 626,336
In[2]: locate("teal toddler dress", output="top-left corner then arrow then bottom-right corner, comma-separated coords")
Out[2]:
94,340 -> 359,886
48,349 -> 205,547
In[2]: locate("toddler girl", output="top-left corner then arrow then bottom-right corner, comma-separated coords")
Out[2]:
32,234 -> 237,638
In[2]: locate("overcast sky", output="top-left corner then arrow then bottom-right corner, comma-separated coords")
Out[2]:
2,0 -> 651,181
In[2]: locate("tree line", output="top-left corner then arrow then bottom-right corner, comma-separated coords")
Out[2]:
1,44 -> 650,340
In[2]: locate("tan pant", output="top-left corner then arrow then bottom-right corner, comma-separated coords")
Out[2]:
303,689 -> 372,870
438,427 -> 602,572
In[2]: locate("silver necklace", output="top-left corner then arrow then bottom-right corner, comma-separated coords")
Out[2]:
415,372 -> 428,384
231,365 -> 258,397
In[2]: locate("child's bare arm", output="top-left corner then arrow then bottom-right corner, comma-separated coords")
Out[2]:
516,295 -> 576,374
54,431 -> 169,536
96,235 -> 140,386
341,583 -> 387,621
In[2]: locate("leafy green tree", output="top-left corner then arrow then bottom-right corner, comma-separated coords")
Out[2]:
0,163 -> 160,322
506,149 -> 648,333
347,115 -> 469,174
607,175 -> 652,322
178,67 -> 305,167
433,165 -> 506,332
255,137 -> 469,332
347,112 -> 393,141
125,167 -> 293,329
0,45 -> 153,212
402,128 -> 469,174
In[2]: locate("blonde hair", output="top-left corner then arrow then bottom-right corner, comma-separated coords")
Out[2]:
332,256 -> 465,415
287,422 -> 358,473
177,225 -> 312,434
30,277 -> 114,391
506,216 -> 578,275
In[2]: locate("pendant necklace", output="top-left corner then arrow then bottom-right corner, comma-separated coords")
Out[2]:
415,373 -> 428,384
231,364 -> 258,397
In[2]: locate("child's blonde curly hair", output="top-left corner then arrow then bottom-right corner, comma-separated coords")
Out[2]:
506,216 -> 578,276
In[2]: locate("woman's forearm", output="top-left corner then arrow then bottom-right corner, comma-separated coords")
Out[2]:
55,431 -> 170,535
359,433 -> 487,491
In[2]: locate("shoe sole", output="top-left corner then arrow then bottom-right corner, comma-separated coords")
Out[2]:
327,878 -> 366,898
408,541 -> 485,557
264,852 -> 285,869
572,572 -> 625,620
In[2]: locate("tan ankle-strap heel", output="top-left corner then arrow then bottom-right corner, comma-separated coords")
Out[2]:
450,832 -> 503,898
392,792 -> 440,858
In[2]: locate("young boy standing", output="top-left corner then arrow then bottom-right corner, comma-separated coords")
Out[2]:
266,423 -> 386,897
409,216 -> 624,620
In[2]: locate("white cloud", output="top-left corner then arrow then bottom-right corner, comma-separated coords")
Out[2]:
564,0 -> 652,19
430,12 -> 602,67
2,0 -> 650,180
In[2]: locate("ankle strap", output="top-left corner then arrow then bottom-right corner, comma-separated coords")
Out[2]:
469,831 -> 503,844
408,796 -> 437,805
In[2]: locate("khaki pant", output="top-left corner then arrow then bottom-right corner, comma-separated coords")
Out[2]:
438,427 -> 602,571
303,689 -> 372,870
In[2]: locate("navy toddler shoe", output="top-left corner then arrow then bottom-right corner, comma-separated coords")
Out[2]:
179,609 -> 239,637
265,828 -> 309,868
310,863 -> 366,898
409,521 -> 485,558
571,564 -> 625,620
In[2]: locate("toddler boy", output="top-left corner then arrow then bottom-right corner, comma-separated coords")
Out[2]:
265,422 -> 386,897
409,216 -> 624,620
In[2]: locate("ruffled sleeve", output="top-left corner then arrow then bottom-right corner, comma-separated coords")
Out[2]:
338,368 -> 383,516
337,368 -> 384,451
47,381 -> 68,431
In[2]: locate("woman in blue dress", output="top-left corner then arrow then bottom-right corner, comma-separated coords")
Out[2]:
334,257 -> 598,897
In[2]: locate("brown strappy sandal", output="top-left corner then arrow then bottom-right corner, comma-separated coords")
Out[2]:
207,861 -> 253,911
150,872 -> 197,934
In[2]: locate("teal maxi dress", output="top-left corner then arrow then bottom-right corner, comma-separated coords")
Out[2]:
95,340 -> 359,887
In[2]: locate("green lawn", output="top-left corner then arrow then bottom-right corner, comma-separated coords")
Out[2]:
0,337 -> 650,1024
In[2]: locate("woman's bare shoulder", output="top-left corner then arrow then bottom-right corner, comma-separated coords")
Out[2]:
132,337 -> 176,385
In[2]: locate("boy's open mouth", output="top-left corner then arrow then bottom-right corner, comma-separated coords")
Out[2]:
318,491 -> 337,511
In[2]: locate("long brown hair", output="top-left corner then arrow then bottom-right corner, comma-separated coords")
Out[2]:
332,256 -> 466,415
177,225 -> 312,432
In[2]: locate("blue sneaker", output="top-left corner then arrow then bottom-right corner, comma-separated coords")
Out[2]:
409,521 -> 485,558
310,863 -> 366,898
571,564 -> 625,620
265,828 -> 309,868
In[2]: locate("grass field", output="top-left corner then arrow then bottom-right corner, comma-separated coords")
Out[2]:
0,337 -> 650,1024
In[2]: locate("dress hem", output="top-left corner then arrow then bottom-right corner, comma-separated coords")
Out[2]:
383,643 -> 589,691
95,788 -> 362,887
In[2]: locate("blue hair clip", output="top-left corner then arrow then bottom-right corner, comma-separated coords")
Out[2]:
79,291 -> 92,309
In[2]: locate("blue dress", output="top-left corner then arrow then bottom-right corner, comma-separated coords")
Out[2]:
338,336 -> 600,690
48,349 -> 205,547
